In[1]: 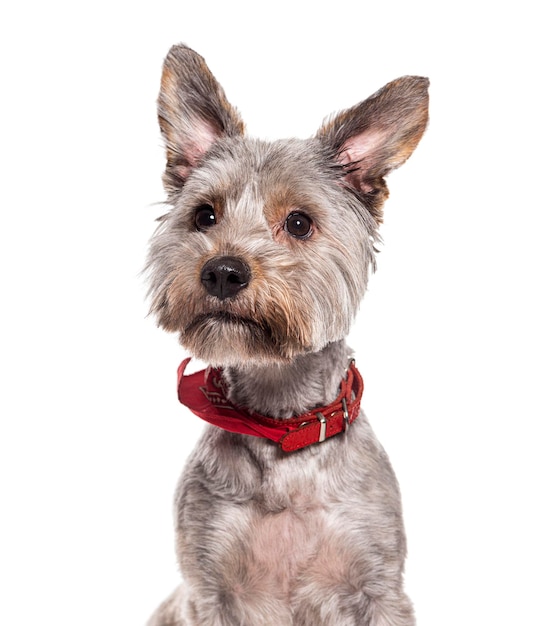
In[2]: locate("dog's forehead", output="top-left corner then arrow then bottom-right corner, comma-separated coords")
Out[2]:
193,137 -> 332,200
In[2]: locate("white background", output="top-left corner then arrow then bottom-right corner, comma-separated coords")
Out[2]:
1,1 -> 540,625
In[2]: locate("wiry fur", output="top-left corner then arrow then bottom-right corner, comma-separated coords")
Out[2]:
146,44 -> 428,625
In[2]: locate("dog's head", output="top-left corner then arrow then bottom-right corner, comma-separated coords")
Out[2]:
147,44 -> 428,367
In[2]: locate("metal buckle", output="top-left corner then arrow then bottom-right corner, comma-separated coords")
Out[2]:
316,412 -> 327,443
342,397 -> 349,431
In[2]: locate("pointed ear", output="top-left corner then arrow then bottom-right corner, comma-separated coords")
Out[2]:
158,44 -> 245,191
317,76 -> 429,222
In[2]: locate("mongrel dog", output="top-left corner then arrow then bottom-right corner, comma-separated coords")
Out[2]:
146,44 -> 428,626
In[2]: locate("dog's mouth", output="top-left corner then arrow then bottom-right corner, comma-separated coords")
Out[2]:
185,312 -> 268,334
182,311 -> 282,365
180,310 -> 309,366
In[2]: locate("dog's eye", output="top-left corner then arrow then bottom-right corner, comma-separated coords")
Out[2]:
284,212 -> 313,239
194,204 -> 216,231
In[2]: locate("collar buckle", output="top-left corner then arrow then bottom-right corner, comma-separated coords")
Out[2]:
341,397 -> 349,431
316,412 -> 327,443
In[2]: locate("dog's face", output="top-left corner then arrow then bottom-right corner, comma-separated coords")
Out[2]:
147,45 -> 428,367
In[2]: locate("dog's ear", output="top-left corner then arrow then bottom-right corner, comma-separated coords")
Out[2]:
158,44 -> 245,191
317,76 -> 429,222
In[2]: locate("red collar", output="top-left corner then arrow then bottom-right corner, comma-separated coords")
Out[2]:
177,358 -> 363,453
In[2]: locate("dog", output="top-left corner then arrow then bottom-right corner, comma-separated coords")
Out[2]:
146,44 -> 428,626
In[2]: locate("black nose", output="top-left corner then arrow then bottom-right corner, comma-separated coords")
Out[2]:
200,256 -> 251,300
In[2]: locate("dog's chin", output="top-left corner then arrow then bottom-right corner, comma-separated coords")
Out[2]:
180,312 -> 305,367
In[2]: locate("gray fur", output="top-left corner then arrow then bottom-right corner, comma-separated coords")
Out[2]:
146,44 -> 428,625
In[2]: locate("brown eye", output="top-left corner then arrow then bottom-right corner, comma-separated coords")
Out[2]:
194,204 -> 216,231
284,212 -> 312,239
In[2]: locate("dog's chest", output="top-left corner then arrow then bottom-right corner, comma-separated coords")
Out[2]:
245,503 -> 324,592
178,431 -> 358,605
215,445 -> 345,594
250,471 -> 326,583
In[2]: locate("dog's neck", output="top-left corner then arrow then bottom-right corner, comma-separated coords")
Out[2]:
222,340 -> 351,419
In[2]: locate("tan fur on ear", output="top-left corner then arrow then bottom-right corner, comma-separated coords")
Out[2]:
158,44 -> 245,191
318,76 -> 429,222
